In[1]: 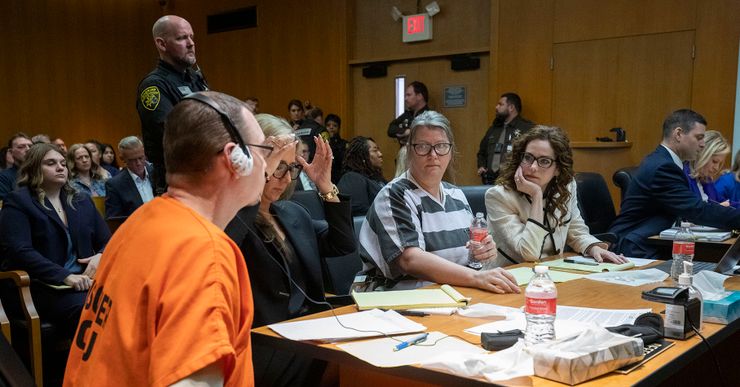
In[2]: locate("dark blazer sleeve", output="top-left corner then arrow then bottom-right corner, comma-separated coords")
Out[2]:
104,178 -> 126,218
652,162 -> 740,228
0,190 -> 71,283
313,196 -> 357,257
72,195 -> 111,256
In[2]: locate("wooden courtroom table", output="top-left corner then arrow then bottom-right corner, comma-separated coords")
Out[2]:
647,236 -> 736,263
252,260 -> 740,386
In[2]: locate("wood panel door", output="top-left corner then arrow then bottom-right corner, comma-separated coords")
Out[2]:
350,57 -> 489,185
552,31 -> 695,203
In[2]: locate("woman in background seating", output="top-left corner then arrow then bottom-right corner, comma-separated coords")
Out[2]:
484,125 -> 626,266
337,136 -> 386,216
100,143 -> 120,177
359,110 -> 518,292
683,130 -> 735,207
715,148 -> 740,207
326,113 -> 348,183
287,98 -> 305,130
0,143 -> 110,338
225,114 -> 355,386
68,143 -> 109,197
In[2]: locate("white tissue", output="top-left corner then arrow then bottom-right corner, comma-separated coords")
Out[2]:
693,271 -> 731,301
421,341 -> 534,382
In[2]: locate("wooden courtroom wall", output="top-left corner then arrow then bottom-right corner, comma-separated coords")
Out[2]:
0,0 -> 161,149
1,0 -> 737,195
350,0 -> 491,183
168,0 -> 349,129
490,0 -> 740,203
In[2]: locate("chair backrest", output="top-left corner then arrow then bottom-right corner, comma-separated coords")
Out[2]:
574,172 -> 616,235
289,190 -> 324,221
460,185 -> 490,216
0,331 -> 34,387
612,166 -> 638,203
91,196 -> 106,218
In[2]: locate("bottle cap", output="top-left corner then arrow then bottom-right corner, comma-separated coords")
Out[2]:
475,212 -> 484,218
534,265 -> 548,274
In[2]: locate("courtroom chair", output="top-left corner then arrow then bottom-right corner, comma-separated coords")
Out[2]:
91,196 -> 106,219
574,172 -> 617,235
0,270 -> 43,387
0,330 -> 34,387
612,166 -> 638,203
460,185 -> 490,216
289,190 -> 324,221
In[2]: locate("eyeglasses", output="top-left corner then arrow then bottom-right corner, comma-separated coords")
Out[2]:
246,143 -> 274,157
521,152 -> 555,169
273,162 -> 303,180
411,142 -> 452,156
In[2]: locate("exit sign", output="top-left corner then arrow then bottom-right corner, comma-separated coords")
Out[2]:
402,13 -> 432,42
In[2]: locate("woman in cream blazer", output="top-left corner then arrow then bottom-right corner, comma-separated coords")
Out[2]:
483,126 -> 626,267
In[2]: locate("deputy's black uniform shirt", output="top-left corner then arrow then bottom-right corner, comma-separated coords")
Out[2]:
387,105 -> 429,146
136,60 -> 208,194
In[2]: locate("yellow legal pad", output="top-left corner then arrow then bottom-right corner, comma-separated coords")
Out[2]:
351,284 -> 471,310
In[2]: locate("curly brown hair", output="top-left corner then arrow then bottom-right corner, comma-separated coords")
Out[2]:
495,125 -> 574,226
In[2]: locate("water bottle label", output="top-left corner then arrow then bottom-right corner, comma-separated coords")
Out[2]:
526,297 -> 556,315
672,241 -> 694,255
470,228 -> 487,242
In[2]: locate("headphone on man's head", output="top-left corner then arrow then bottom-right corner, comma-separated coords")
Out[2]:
182,93 -> 254,176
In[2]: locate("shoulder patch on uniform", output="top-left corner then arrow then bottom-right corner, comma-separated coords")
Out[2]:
140,86 -> 161,111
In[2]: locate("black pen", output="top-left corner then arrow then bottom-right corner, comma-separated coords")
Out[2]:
384,309 -> 428,317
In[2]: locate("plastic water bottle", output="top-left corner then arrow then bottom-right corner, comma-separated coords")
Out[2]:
467,212 -> 488,270
671,222 -> 695,281
525,266 -> 557,344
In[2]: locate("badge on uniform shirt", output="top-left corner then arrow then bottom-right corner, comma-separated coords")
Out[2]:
178,86 -> 193,95
140,86 -> 160,111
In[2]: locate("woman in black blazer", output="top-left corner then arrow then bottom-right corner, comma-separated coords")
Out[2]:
226,114 -> 355,386
0,143 -> 110,338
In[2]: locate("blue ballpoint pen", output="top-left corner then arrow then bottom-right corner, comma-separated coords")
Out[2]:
393,332 -> 429,352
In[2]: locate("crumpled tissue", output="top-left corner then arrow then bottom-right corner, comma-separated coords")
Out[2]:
694,271 -> 739,324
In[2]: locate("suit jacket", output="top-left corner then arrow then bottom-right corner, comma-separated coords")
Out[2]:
609,145 -> 740,258
0,187 -> 110,284
225,198 -> 355,328
104,165 -> 153,218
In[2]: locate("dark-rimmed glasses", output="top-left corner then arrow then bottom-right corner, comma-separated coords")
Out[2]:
521,152 -> 555,169
273,161 -> 303,180
411,142 -> 452,156
246,143 -> 274,157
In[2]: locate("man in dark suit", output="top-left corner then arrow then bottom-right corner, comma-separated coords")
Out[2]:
104,136 -> 153,218
609,109 -> 740,258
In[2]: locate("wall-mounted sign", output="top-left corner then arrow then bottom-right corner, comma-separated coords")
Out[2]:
443,86 -> 466,108
402,14 -> 432,42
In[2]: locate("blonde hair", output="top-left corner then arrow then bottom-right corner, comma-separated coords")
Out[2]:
254,113 -> 297,200
690,130 -> 730,181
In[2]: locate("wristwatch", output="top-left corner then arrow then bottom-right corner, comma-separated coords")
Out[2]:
318,184 -> 339,201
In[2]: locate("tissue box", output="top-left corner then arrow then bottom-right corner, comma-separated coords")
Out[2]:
703,291 -> 740,324
531,330 -> 644,385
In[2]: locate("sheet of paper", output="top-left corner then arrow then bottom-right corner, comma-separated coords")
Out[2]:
627,257 -> 657,267
556,305 -> 651,327
268,309 -> 426,342
584,268 -> 668,287
507,267 -> 585,286
337,331 -> 486,368
542,257 -> 634,273
466,312 -> 593,339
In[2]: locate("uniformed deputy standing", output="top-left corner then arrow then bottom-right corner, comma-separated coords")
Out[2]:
136,15 -> 208,196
